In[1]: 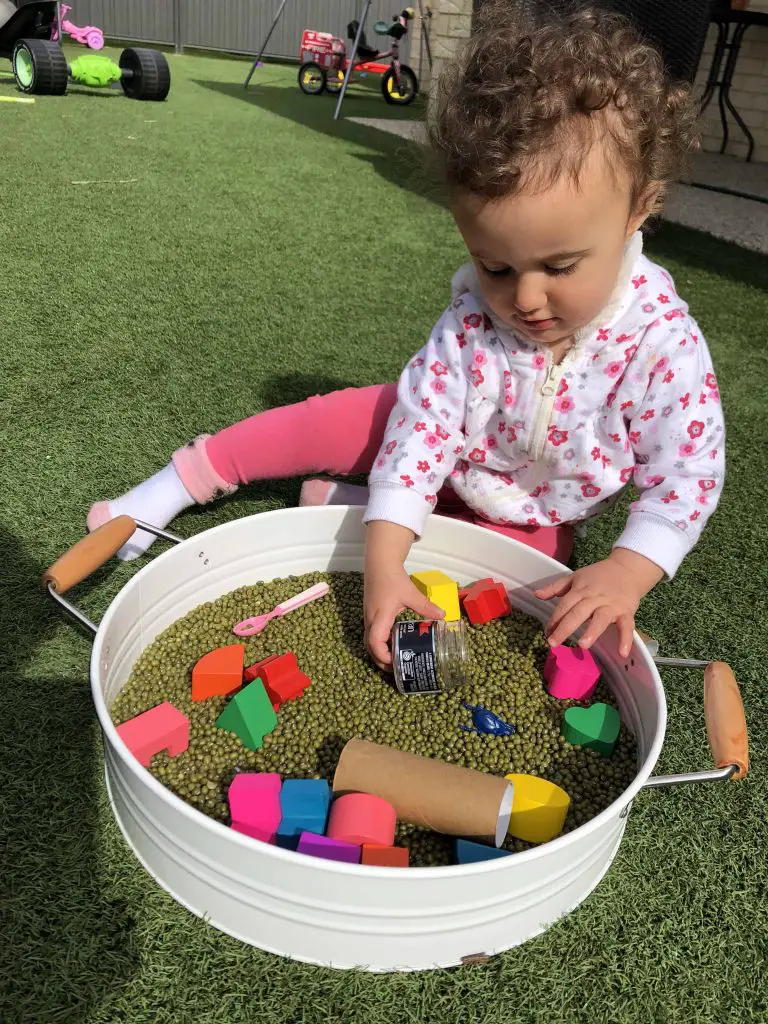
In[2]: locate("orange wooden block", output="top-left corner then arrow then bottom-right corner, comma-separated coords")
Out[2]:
192,644 -> 245,701
361,844 -> 410,868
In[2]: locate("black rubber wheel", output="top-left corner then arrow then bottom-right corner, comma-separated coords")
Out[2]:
12,38 -> 69,96
381,65 -> 418,105
298,62 -> 326,95
119,47 -> 171,101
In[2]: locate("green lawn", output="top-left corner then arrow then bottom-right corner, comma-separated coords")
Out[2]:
1,48 -> 766,1024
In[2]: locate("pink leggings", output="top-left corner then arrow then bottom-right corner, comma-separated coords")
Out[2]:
206,384 -> 573,564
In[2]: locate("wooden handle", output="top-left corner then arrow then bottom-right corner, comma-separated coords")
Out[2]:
41,516 -> 137,594
704,662 -> 749,779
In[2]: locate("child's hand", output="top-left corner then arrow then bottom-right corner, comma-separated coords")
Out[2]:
534,549 -> 664,658
364,564 -> 445,671
364,519 -> 445,671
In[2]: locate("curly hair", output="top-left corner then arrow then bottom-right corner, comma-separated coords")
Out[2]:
427,2 -> 699,213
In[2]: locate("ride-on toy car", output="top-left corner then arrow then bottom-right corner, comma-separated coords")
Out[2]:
0,0 -> 170,99
298,7 -> 418,105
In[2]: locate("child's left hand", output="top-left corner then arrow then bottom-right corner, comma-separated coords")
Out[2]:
534,549 -> 664,658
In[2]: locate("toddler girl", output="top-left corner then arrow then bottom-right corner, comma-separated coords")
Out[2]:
88,5 -> 724,670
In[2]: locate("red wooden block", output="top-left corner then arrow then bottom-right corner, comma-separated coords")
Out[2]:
116,701 -> 189,767
192,644 -> 245,701
245,652 -> 310,708
244,654 -> 280,683
459,578 -> 494,601
461,580 -> 512,626
361,844 -> 410,868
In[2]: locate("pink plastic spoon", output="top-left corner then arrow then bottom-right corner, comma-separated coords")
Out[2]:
232,582 -> 330,637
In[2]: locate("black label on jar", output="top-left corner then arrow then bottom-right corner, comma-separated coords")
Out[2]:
393,621 -> 441,695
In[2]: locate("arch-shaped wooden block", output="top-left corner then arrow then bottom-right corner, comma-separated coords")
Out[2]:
116,701 -> 189,767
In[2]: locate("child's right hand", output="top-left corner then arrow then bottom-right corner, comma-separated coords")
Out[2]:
364,520 -> 445,671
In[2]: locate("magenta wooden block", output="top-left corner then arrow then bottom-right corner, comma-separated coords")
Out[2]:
544,645 -> 600,700
228,772 -> 282,843
116,701 -> 189,767
297,831 -> 361,864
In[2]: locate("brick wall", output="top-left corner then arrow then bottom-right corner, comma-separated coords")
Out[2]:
694,1 -> 768,162
410,0 -> 472,93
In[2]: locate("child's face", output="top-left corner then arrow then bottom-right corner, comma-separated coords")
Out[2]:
452,147 -> 648,347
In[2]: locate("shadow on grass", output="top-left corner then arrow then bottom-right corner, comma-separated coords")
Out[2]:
0,528 -> 139,1023
647,218 -> 768,293
193,77 -> 439,206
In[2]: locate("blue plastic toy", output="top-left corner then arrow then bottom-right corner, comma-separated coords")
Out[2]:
455,838 -> 512,864
276,779 -> 331,850
459,703 -> 516,737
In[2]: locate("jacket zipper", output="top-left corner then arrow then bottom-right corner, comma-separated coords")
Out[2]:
527,353 -> 572,460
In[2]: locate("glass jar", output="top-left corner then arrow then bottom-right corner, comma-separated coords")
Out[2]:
391,619 -> 468,696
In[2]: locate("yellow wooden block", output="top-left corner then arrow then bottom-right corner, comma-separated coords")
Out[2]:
410,570 -> 461,621
504,773 -> 570,844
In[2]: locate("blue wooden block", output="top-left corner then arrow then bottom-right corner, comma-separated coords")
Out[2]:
277,779 -> 331,841
455,838 -> 512,865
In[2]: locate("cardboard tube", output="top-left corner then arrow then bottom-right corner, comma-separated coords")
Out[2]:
333,739 -> 513,847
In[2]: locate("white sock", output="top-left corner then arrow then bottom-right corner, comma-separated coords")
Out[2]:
89,462 -> 195,561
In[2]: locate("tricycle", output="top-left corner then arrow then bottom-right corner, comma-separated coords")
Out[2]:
51,2 -> 104,50
298,7 -> 418,105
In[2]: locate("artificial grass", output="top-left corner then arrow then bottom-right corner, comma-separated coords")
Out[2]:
1,48 -> 767,1024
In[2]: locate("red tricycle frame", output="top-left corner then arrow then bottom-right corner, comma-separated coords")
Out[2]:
297,12 -> 419,106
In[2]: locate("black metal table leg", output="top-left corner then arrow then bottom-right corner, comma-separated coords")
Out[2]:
699,19 -> 727,116
720,21 -> 755,161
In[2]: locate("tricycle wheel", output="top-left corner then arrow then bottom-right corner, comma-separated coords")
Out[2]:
13,39 -> 68,95
119,47 -> 171,101
325,69 -> 343,94
381,65 -> 417,105
298,62 -> 326,95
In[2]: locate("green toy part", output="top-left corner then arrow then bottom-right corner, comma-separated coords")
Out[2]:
562,702 -> 620,758
215,678 -> 278,751
14,45 -> 33,88
70,54 -> 121,88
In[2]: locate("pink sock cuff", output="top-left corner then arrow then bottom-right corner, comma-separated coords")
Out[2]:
172,435 -> 239,505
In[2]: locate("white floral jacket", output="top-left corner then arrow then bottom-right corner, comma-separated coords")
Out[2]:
364,233 -> 725,577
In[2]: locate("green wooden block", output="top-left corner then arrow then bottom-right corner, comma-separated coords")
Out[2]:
215,679 -> 277,751
562,702 -> 620,757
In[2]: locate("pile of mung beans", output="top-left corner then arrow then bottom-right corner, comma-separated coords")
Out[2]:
111,570 -> 637,866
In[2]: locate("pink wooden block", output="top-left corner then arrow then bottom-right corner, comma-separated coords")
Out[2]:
544,645 -> 600,700
228,772 -> 282,843
116,701 -> 189,767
